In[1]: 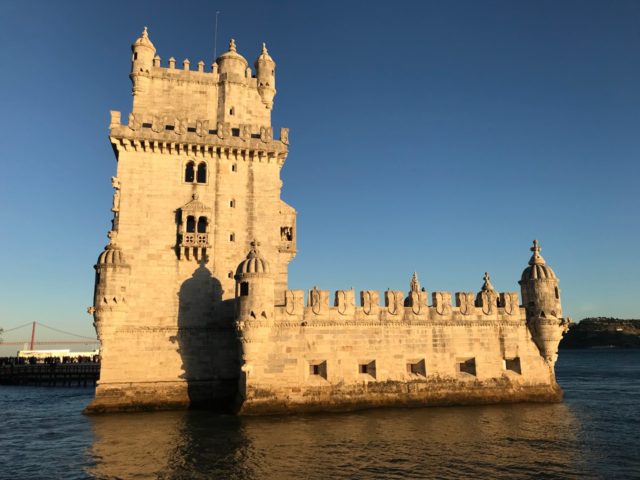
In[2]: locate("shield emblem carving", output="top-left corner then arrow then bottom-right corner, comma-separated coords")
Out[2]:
285,290 -> 295,315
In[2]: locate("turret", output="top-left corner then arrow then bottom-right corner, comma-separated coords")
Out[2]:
90,231 -> 131,339
234,240 -> 274,322
216,39 -> 249,81
130,27 -> 156,95
519,240 -> 570,364
234,241 -> 274,399
254,43 -> 276,109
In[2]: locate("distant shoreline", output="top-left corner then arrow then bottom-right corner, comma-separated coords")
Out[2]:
559,317 -> 640,349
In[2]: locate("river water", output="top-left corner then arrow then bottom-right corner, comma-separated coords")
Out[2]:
1,350 -> 639,479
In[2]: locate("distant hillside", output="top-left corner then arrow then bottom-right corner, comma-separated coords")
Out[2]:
560,317 -> 640,349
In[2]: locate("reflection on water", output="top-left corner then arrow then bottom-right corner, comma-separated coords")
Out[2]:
89,402 -> 586,479
2,350 -> 638,479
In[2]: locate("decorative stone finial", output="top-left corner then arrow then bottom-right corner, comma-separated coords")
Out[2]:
481,272 -> 495,292
262,42 -> 268,54
142,26 -> 148,37
410,272 -> 421,293
229,38 -> 237,52
528,239 -> 546,266
107,230 -> 118,244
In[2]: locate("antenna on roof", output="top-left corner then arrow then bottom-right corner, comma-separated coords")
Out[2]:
214,10 -> 221,60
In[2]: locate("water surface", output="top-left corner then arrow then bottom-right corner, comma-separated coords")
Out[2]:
1,350 -> 638,479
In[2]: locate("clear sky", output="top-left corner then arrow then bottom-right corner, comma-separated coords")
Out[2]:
0,0 -> 638,348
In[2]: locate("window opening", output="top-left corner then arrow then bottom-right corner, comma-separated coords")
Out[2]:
309,361 -> 327,379
458,358 -> 477,376
184,161 -> 195,183
196,162 -> 207,183
504,357 -> 521,374
197,216 -> 207,233
186,216 -> 196,233
358,360 -> 376,378
406,359 -> 426,377
240,282 -> 249,296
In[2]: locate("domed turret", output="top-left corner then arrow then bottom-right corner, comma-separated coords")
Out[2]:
92,231 -> 131,338
131,26 -> 156,74
519,240 -> 562,318
216,39 -> 249,79
97,242 -> 127,266
254,43 -> 276,109
235,241 -> 270,276
519,240 -> 569,364
234,241 -> 274,321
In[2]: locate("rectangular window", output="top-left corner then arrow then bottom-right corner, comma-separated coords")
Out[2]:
504,357 -> 522,374
187,127 -> 196,133
240,282 -> 249,296
309,361 -> 327,379
458,358 -> 476,376
406,359 -> 426,377
358,360 -> 376,378
142,122 -> 152,128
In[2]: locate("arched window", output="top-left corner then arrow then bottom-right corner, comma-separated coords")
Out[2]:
186,216 -> 196,233
196,162 -> 207,183
197,216 -> 207,233
185,161 -> 195,183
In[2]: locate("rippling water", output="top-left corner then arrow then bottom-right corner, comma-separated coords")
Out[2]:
1,350 -> 639,479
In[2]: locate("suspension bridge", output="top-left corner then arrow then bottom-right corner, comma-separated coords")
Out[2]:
0,321 -> 98,350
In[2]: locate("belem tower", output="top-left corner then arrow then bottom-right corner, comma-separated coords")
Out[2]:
87,28 -> 571,414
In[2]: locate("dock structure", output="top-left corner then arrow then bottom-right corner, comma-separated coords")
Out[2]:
0,362 -> 100,387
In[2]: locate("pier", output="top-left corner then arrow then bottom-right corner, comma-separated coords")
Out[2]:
0,360 -> 100,387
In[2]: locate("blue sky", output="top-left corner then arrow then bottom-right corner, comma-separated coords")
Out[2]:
0,0 -> 638,346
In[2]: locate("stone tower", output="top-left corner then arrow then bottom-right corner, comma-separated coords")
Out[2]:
520,240 -> 569,364
87,28 -> 296,412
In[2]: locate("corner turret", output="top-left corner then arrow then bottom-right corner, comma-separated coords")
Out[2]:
130,27 -> 156,95
90,231 -> 131,339
234,240 -> 274,321
254,43 -> 276,109
519,240 -> 570,364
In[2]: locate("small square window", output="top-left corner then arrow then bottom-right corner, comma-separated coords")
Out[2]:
230,233 -> 235,242
406,359 -> 426,377
230,199 -> 236,208
309,361 -> 327,379
227,272 -> 233,279
231,164 -> 238,172
458,358 -> 476,376
504,357 -> 521,374
358,360 -> 376,378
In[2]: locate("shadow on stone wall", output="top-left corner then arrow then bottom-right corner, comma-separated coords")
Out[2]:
173,261 -> 239,410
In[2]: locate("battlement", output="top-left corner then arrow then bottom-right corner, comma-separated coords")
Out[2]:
273,287 -> 524,324
129,29 -> 277,128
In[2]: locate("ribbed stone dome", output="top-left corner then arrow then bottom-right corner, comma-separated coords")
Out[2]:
217,39 -> 248,74
236,241 -> 270,276
521,240 -> 556,281
132,26 -> 155,50
97,243 -> 126,266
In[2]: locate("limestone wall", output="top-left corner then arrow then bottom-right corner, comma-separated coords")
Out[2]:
237,288 -> 559,413
131,58 -> 271,127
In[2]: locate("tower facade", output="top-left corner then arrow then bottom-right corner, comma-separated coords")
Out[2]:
87,29 -> 296,412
